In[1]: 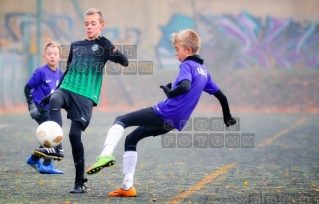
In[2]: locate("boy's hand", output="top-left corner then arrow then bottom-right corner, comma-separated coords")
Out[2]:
95,36 -> 115,53
96,36 -> 128,66
166,83 -> 172,90
160,85 -> 172,98
28,103 -> 40,119
41,94 -> 52,106
223,115 -> 236,127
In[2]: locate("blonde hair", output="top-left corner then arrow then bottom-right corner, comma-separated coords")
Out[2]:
171,29 -> 201,54
85,8 -> 104,23
44,39 -> 60,51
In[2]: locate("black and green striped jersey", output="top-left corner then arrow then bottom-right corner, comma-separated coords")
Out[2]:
60,39 -> 127,106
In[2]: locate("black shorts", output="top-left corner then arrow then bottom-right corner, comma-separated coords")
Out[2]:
54,88 -> 93,131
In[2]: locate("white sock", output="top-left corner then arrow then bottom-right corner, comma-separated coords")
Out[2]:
122,151 -> 137,190
100,124 -> 124,157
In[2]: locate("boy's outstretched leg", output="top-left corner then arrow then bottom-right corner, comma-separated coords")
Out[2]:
86,124 -> 123,174
87,110 -> 149,174
106,123 -> 172,197
106,126 -> 148,197
107,151 -> 137,197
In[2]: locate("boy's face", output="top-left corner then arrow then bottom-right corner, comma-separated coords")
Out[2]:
43,46 -> 60,68
174,43 -> 192,62
84,13 -> 105,40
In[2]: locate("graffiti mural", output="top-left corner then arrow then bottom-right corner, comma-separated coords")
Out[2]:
0,12 -> 141,107
155,14 -> 195,69
1,13 -> 74,53
0,12 -> 141,52
156,11 -> 319,69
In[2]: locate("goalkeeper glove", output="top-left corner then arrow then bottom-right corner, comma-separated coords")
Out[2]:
165,83 -> 172,89
28,103 -> 40,119
160,83 -> 172,98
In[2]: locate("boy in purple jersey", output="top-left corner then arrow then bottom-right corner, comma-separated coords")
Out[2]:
33,8 -> 128,193
24,40 -> 63,174
86,29 -> 237,197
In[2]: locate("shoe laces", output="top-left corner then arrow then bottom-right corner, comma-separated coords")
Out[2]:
76,178 -> 88,191
82,178 -> 88,190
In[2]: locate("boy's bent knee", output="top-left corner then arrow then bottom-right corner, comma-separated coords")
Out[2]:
49,93 -> 63,111
113,115 -> 126,128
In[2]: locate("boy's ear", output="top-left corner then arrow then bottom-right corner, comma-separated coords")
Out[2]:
100,22 -> 105,30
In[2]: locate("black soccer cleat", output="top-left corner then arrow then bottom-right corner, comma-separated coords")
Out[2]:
33,148 -> 64,161
70,178 -> 88,193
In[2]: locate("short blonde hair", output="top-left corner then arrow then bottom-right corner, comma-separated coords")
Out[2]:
44,39 -> 60,51
85,8 -> 104,23
171,29 -> 201,54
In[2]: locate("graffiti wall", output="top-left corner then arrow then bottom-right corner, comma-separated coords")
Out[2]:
0,12 -> 140,56
0,0 -> 318,107
156,11 -> 319,69
1,0 -> 318,70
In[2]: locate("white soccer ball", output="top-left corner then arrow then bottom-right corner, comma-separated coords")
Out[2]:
36,121 -> 63,148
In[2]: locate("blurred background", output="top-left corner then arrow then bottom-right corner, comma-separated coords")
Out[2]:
0,0 -> 318,113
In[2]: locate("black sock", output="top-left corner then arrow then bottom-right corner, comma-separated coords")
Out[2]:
43,158 -> 52,166
31,154 -> 40,161
49,110 -> 62,127
73,143 -> 84,182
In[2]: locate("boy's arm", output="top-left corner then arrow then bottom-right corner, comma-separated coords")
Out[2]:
213,89 -> 230,116
160,62 -> 193,98
160,79 -> 191,98
95,36 -> 128,66
108,48 -> 128,66
24,84 -> 34,106
213,89 -> 236,127
24,84 -> 40,118
204,73 -> 236,127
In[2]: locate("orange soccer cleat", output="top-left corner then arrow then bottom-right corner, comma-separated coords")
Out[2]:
107,187 -> 137,197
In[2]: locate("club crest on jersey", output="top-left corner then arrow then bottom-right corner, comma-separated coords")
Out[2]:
91,44 -> 99,52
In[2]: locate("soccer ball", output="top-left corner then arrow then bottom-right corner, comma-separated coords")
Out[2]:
36,121 -> 63,148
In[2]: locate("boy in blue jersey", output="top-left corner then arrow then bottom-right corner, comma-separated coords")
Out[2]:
33,8 -> 128,193
86,29 -> 237,197
24,40 -> 63,174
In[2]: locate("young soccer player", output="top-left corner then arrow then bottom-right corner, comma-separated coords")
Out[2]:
25,40 -> 64,174
86,29 -> 237,197
32,8 -> 128,193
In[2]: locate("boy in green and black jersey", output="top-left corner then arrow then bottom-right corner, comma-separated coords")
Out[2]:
33,8 -> 128,193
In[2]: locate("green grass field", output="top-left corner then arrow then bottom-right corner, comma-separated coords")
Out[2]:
1,110 -> 319,203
